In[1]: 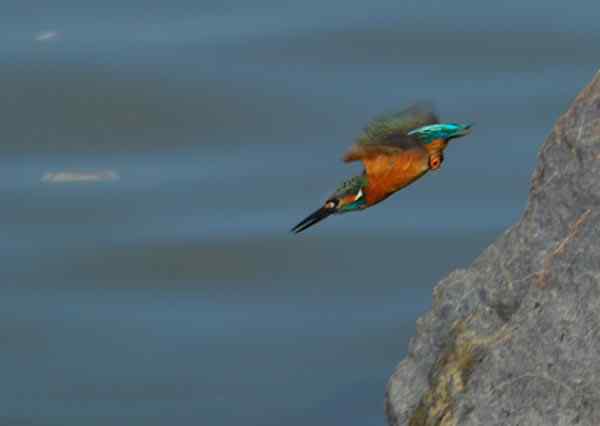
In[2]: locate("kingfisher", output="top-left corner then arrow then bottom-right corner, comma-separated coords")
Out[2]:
291,104 -> 472,233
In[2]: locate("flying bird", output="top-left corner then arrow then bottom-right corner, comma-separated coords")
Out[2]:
291,104 -> 472,233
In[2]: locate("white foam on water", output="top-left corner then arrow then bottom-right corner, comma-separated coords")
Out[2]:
35,31 -> 59,42
41,170 -> 120,183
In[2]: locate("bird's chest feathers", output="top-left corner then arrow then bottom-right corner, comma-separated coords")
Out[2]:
363,154 -> 429,205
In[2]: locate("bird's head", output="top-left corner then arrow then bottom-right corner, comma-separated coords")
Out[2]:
408,123 -> 473,144
291,175 -> 367,234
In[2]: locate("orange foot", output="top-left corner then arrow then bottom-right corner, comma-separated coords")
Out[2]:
429,154 -> 444,170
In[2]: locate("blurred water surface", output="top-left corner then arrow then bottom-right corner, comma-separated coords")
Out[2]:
1,1 -> 599,425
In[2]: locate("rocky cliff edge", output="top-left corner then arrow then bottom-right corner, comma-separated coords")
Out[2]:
385,70 -> 600,426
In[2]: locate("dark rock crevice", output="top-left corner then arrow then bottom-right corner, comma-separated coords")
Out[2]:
386,70 -> 600,426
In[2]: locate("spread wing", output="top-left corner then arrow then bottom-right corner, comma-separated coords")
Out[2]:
343,132 -> 426,163
343,103 -> 438,178
343,103 -> 438,161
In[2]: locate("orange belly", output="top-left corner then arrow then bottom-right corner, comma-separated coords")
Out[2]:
361,140 -> 450,207
363,153 -> 430,206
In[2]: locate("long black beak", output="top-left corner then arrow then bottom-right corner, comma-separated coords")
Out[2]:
291,207 -> 333,234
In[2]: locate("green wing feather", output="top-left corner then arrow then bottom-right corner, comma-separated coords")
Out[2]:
344,103 -> 438,162
357,103 -> 439,145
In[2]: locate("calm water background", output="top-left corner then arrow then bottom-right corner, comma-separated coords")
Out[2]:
1,1 -> 599,424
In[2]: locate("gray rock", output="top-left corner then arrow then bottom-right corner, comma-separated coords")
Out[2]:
385,70 -> 600,426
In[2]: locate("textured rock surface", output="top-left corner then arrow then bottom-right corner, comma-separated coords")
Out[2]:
385,70 -> 600,426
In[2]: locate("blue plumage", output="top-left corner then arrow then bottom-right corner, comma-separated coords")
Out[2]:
291,104 -> 474,233
408,123 -> 472,144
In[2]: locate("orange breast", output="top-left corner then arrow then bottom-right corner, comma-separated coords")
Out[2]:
363,149 -> 430,206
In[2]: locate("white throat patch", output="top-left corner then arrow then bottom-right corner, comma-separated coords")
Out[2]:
354,189 -> 363,201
